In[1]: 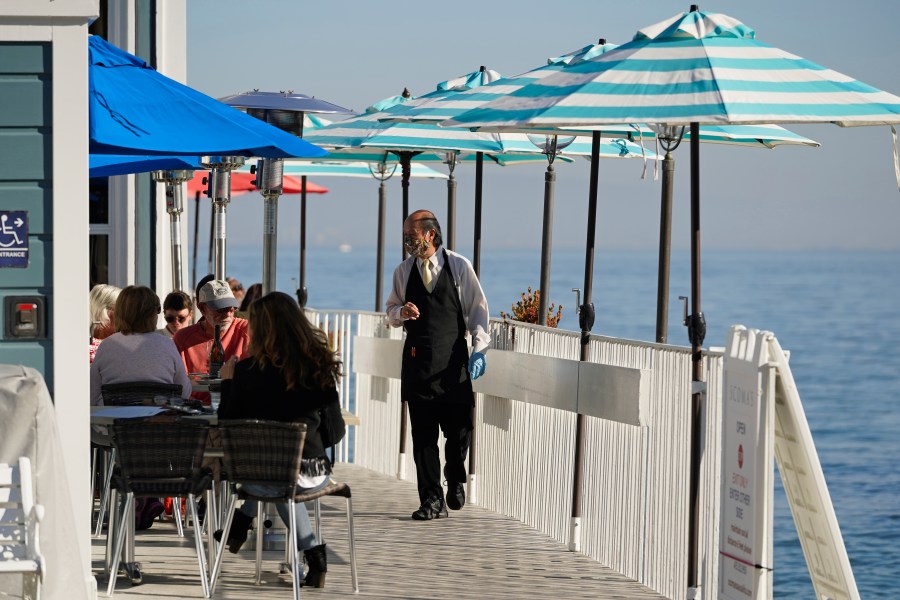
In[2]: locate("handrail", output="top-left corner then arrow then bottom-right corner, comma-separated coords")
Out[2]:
308,307 -> 724,600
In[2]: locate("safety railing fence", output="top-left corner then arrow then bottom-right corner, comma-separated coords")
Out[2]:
308,308 -> 725,600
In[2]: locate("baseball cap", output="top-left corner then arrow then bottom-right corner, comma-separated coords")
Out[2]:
198,280 -> 240,310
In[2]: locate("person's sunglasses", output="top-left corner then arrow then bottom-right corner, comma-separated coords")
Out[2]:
164,314 -> 190,324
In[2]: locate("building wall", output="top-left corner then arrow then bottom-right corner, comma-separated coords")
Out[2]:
0,0 -> 98,586
0,42 -> 53,382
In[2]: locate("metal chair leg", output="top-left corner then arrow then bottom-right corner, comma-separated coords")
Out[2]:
208,493 -> 237,594
94,446 -> 116,537
186,493 -> 211,598
254,500 -> 264,585
288,500 -> 300,600
314,497 -> 322,541
173,497 -> 184,537
347,496 -> 358,592
106,492 -> 132,597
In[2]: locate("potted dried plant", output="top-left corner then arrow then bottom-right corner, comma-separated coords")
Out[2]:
500,287 -> 562,328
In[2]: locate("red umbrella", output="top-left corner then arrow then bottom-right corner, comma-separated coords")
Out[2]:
187,171 -> 328,195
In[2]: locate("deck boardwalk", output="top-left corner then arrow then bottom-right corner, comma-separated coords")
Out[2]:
92,464 -> 668,599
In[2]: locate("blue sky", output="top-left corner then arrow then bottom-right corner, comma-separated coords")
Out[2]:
186,1 -> 900,252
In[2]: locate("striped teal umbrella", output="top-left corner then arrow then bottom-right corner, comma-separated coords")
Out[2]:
379,65 -> 658,326
303,91 -> 507,251
384,58 -> 817,330
449,9 -> 900,595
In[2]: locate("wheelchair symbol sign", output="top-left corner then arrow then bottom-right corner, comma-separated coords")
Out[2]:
0,211 -> 29,268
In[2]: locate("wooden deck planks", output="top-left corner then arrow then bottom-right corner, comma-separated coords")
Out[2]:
92,464 -> 668,599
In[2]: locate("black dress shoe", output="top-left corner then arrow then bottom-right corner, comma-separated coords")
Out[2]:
411,496 -> 448,520
446,482 -> 465,511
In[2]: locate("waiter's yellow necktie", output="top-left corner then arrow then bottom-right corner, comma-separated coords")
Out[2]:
421,259 -> 433,292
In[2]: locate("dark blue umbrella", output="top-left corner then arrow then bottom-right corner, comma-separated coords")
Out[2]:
87,36 -> 327,159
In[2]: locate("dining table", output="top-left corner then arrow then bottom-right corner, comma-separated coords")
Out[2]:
90,398 -> 359,585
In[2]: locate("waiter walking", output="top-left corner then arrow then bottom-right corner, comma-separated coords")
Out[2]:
386,209 -> 490,520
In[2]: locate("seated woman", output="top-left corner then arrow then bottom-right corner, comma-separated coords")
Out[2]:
90,285 -> 193,529
216,291 -> 342,588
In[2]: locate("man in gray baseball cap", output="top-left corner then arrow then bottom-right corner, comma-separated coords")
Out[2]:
174,279 -> 249,394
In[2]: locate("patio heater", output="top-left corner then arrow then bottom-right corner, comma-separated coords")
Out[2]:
369,159 -> 399,312
652,125 -> 686,344
152,168 -> 194,291
221,91 -> 353,304
200,156 -> 246,280
526,134 -> 574,325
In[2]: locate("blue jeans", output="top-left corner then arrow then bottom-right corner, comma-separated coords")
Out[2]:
237,478 -> 329,552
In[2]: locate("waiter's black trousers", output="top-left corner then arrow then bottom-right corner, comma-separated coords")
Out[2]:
407,400 -> 473,503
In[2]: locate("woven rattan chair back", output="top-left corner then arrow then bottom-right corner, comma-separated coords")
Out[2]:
106,417 -> 214,597
101,381 -> 184,406
219,420 -> 307,498
111,417 -> 211,497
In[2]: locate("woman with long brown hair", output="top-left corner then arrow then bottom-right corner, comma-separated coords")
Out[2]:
217,291 -> 342,587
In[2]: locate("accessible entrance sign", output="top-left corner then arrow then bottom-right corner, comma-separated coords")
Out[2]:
0,211 -> 28,268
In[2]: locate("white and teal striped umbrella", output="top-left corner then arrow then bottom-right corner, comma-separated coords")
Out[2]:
302,94 -> 504,155
381,42 -> 625,128
445,11 -> 900,130
445,14 -> 899,585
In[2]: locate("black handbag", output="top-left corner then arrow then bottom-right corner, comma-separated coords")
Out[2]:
319,398 -> 346,448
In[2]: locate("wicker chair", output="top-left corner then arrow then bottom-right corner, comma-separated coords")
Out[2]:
92,381 -> 186,538
209,420 -> 358,599
106,416 -> 213,598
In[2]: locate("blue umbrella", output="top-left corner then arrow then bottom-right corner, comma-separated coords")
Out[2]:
89,154 -> 202,178
87,36 -> 326,159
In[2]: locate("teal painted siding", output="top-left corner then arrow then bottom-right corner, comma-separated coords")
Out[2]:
0,42 -> 54,391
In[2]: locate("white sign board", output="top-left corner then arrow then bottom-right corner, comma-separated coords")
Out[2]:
769,336 -> 860,600
720,326 -> 775,600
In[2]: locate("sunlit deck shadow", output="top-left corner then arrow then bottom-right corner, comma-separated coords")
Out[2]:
92,463 -> 667,599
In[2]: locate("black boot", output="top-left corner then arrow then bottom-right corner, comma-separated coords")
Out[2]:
302,544 -> 327,588
213,510 -> 253,554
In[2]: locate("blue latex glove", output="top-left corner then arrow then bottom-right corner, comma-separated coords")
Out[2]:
468,352 -> 486,381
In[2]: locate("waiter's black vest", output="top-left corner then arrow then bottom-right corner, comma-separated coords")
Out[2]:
401,249 -> 473,403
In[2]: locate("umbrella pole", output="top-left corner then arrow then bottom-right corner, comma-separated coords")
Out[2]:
446,153 -> 457,250
376,181 -> 387,312
258,158 -> 284,296
656,150 -> 675,343
569,132 -> 601,553
538,161 -> 555,326
686,123 -> 706,592
473,152 -> 484,276
298,175 -> 309,306
467,150 -> 485,505
192,191 -> 200,292
397,151 -> 412,479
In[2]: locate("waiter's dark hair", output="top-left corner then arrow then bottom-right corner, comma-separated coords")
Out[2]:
413,210 -> 443,248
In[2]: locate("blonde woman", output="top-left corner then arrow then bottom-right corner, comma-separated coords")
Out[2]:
89,284 -> 121,363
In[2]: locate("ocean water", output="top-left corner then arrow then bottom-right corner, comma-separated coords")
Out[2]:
223,245 -> 900,598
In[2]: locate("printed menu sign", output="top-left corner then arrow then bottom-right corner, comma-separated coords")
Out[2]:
719,327 -> 774,600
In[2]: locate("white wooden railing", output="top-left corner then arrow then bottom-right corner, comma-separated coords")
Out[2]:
307,307 -> 725,600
